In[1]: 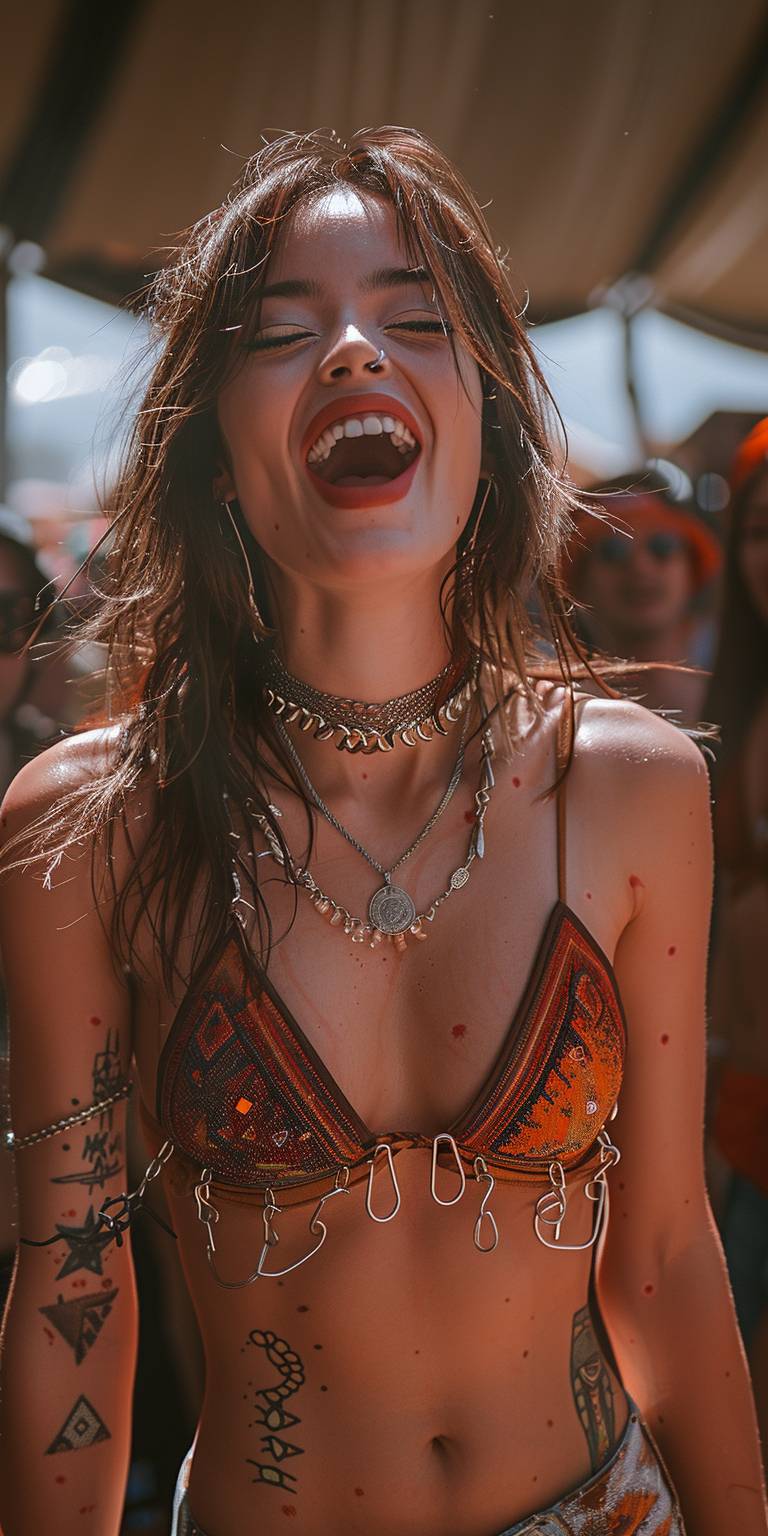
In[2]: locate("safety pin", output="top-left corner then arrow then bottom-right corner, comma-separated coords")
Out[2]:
534,1130 -> 622,1252
257,1168 -> 351,1278
430,1133 -> 466,1207
193,1169 -> 350,1286
365,1143 -> 402,1223
472,1156 -> 499,1253
534,1161 -> 568,1247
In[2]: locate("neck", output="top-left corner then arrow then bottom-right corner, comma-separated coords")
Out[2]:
256,561 -> 480,807
266,561 -> 456,703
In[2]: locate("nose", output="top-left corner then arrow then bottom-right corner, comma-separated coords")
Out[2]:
317,325 -> 390,385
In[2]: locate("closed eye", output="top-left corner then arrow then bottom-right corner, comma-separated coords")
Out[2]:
241,329 -> 316,352
386,320 -> 453,336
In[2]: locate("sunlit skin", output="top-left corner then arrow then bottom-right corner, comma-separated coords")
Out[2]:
1,188 -> 766,1536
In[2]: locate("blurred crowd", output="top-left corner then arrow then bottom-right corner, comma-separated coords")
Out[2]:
0,416 -> 766,1529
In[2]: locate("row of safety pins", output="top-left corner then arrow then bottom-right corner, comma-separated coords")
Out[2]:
191,1126 -> 620,1286
192,1136 -> 497,1286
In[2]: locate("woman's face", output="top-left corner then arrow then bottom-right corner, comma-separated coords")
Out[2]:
215,187 -> 483,593
738,469 -> 768,626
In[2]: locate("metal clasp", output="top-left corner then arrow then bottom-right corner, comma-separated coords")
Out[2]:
534,1130 -> 622,1252
194,1167 -> 351,1286
534,1160 -> 568,1247
365,1143 -> 402,1223
430,1133 -> 466,1207
472,1155 -> 499,1253
257,1168 -> 351,1279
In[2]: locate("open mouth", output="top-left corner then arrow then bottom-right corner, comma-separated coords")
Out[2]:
306,411 -> 421,488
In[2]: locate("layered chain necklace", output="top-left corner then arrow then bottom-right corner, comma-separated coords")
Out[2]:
249,672 -> 496,953
258,645 -> 476,754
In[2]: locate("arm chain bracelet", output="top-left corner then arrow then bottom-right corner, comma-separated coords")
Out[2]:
4,1079 -> 134,1151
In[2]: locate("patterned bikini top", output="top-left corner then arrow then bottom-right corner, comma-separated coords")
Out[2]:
142,698 -> 626,1282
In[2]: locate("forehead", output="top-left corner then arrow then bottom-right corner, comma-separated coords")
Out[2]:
267,188 -> 410,280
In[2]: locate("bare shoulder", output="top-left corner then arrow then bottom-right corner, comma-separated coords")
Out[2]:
1,723 -> 122,824
562,692 -> 712,921
571,691 -> 710,805
1,722 -> 156,861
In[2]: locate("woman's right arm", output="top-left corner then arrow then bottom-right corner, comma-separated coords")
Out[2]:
0,736 -> 138,1536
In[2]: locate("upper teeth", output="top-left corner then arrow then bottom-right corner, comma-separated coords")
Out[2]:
307,414 -> 418,464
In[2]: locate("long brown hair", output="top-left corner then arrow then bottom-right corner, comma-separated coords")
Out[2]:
2,126 -> 604,994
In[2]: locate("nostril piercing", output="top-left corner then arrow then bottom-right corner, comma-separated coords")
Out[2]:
365,348 -> 386,373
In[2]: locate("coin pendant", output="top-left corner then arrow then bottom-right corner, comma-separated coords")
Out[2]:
368,884 -> 416,935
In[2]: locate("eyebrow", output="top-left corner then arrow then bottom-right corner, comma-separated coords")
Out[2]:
258,265 -> 433,301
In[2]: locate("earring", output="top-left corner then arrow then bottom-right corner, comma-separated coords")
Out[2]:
464,475 -> 495,558
220,501 -> 272,640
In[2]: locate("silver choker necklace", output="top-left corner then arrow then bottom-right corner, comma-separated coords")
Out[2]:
257,648 -> 477,754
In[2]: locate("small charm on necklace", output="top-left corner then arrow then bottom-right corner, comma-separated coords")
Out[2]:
368,884 -> 416,935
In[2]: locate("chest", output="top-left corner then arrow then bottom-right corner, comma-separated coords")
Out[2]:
133,754 -> 622,1139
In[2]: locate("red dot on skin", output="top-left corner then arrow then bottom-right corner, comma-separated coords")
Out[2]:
532,1476 -> 538,1484
281,1505 -> 297,1517
643,1283 -> 655,1296
618,1181 -> 625,1191
512,776 -> 521,787
658,1415 -> 665,1426
297,1304 -> 309,1312
522,1349 -> 529,1358
90,1015 -> 101,1026
585,891 -> 592,900
361,773 -> 368,780
66,1209 -> 76,1217
452,1024 -> 467,1039
55,1475 -> 66,1484
355,1487 -> 365,1497
546,1419 -> 554,1428
660,1033 -> 669,1045
101,1278 -> 112,1289
464,809 -> 475,823
667,945 -> 676,956
725,1370 -> 731,1378
628,873 -> 644,890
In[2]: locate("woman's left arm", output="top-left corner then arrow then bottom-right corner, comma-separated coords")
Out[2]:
593,714 -> 767,1533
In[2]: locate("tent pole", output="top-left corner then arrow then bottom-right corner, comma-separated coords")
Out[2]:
622,310 -> 651,463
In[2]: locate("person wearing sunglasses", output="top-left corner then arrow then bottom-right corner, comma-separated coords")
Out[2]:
567,474 -> 721,722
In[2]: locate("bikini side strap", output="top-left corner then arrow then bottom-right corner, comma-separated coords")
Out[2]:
554,687 -> 574,905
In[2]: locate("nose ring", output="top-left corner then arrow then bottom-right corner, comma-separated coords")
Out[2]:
365,348 -> 386,373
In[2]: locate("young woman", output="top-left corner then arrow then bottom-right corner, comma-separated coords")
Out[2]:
0,128 -> 764,1536
707,418 -> 768,1463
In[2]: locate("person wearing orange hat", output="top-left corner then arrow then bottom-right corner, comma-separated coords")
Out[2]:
705,416 -> 768,1464
567,470 -> 722,723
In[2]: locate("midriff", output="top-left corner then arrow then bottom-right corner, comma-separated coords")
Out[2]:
157,1144 -> 629,1536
